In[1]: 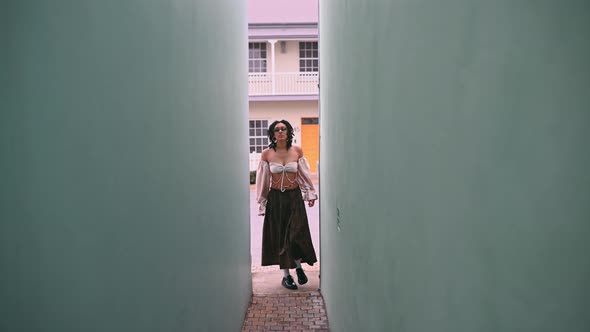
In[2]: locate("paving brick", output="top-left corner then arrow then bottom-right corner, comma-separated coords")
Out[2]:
242,292 -> 330,331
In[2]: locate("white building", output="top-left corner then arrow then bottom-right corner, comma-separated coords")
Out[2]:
248,0 -> 319,172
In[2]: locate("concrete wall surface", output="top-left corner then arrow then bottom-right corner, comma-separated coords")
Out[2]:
319,1 -> 590,331
1,1 -> 251,331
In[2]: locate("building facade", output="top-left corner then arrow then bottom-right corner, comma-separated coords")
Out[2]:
248,0 -> 319,172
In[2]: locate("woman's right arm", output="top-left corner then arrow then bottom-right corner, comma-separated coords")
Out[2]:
255,150 -> 270,216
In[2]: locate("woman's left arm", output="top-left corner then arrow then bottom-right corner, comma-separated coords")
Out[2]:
296,148 -> 318,206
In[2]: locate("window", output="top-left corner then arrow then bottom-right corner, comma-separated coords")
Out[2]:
299,41 -> 318,72
249,120 -> 269,153
249,42 -> 267,73
302,117 -> 319,125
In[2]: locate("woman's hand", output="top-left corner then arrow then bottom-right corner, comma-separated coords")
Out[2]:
308,199 -> 316,207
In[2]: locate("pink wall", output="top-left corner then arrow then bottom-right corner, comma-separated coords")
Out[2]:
248,0 -> 318,24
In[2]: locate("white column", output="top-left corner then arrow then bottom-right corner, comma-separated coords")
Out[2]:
269,39 -> 277,94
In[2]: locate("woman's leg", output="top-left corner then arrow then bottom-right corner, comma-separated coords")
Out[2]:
281,268 -> 297,290
295,259 -> 308,285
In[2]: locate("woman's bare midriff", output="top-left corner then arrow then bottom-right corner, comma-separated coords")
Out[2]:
270,171 -> 299,191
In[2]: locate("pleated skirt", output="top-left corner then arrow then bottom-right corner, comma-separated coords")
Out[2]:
261,187 -> 318,269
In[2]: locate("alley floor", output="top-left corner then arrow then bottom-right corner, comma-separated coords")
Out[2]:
241,291 -> 329,331
243,265 -> 329,331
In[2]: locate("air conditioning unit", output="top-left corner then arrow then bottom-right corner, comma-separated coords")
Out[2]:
280,41 -> 287,54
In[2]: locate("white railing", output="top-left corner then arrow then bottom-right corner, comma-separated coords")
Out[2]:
249,72 -> 318,96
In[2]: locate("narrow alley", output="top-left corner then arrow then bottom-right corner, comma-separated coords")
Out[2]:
3,1 -> 589,332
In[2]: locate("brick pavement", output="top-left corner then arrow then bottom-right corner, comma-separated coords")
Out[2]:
241,291 -> 330,331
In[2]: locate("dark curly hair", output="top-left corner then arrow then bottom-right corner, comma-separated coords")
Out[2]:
267,120 -> 294,150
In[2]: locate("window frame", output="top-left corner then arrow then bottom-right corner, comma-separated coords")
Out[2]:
249,42 -> 268,73
249,119 -> 270,154
298,41 -> 319,73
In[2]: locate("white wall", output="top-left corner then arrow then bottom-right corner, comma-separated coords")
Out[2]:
1,1 -> 251,331
275,41 -> 304,72
249,100 -> 319,145
320,1 -> 590,331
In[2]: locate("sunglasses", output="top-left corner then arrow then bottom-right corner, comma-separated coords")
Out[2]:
273,126 -> 288,132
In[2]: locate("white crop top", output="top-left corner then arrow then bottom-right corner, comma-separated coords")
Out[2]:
269,161 -> 298,174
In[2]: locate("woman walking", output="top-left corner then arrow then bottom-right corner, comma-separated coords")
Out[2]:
256,119 -> 318,290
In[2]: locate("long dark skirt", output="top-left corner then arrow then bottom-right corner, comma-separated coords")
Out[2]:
261,187 -> 318,269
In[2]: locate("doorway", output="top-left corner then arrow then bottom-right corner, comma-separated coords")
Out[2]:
301,117 -> 319,173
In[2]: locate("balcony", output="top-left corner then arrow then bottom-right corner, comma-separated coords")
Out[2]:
249,72 -> 318,97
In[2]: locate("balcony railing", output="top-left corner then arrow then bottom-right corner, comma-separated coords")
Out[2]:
249,72 -> 318,96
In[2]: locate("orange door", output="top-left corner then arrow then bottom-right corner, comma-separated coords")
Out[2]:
301,118 -> 319,173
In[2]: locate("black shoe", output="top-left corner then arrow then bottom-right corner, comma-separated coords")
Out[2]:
282,275 -> 298,290
295,268 -> 308,285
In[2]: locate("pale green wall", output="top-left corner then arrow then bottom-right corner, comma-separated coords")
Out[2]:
1,1 -> 250,331
320,1 -> 590,331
